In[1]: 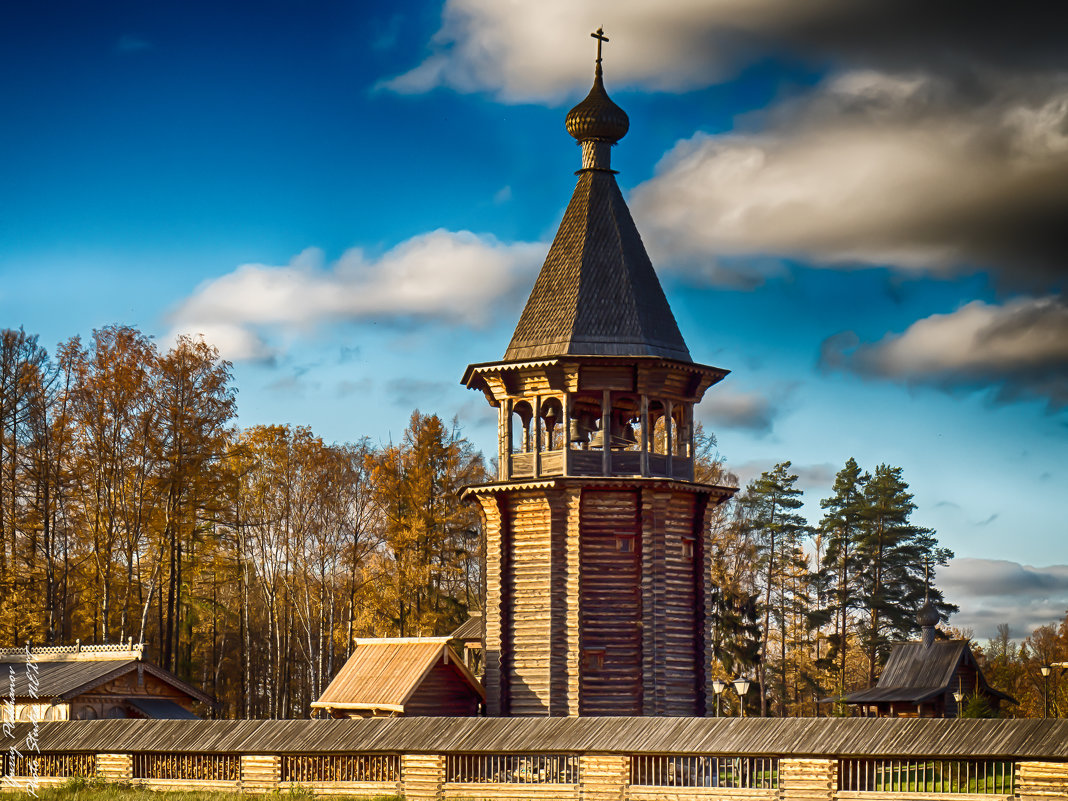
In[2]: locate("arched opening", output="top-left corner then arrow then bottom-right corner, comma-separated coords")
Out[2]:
540,397 -> 563,451
649,402 -> 668,455
673,404 -> 692,458
608,396 -> 640,451
74,706 -> 98,720
511,400 -> 533,453
569,396 -> 601,450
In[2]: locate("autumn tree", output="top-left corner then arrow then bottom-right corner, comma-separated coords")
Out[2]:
369,411 -> 486,637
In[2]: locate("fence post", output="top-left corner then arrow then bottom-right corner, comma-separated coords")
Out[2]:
779,758 -> 837,801
402,753 -> 445,801
96,754 -> 132,782
1017,761 -> 1068,800
579,754 -> 628,801
240,755 -> 280,793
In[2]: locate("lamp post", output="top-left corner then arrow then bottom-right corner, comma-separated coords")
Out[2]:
711,679 -> 726,718
1040,665 -> 1052,719
732,677 -> 751,718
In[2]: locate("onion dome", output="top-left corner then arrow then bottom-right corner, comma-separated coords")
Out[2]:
565,65 -> 629,144
916,598 -> 940,628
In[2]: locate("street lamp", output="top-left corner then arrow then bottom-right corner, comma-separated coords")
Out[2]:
1040,665 -> 1052,719
952,677 -> 964,717
711,679 -> 726,718
732,677 -> 752,718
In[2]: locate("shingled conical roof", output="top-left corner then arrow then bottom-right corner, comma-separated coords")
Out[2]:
503,46 -> 690,363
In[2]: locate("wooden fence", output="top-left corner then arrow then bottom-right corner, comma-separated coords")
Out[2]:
2,718 -> 1066,800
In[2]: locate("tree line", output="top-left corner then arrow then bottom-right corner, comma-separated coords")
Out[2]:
0,324 -> 1058,718
0,325 -> 485,718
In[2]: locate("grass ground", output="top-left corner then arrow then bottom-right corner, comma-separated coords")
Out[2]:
0,778 -> 402,801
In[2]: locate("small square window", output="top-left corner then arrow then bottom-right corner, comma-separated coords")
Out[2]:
583,648 -> 605,671
682,537 -> 696,560
615,534 -> 635,553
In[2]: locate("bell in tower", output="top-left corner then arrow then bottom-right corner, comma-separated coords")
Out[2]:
461,29 -> 736,717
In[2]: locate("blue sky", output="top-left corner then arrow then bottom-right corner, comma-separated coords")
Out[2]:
2,1 -> 1066,640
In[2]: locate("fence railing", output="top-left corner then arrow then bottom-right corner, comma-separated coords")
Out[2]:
838,759 -> 1015,795
445,753 -> 579,784
281,754 -> 399,783
131,753 -> 239,782
3,753 -> 96,779
631,755 -> 779,788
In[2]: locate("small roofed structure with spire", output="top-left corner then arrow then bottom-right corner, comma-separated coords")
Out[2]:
464,30 -> 727,486
837,591 -> 1015,718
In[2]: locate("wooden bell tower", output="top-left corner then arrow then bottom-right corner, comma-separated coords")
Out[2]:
462,31 -> 735,717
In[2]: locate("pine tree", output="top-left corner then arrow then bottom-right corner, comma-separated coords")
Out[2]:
818,458 -> 868,705
856,464 -> 955,683
739,461 -> 810,716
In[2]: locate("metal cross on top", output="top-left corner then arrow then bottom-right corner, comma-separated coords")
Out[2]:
591,27 -> 608,65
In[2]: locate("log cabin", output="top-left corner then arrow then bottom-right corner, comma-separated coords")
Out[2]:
461,36 -> 737,717
0,642 -> 214,721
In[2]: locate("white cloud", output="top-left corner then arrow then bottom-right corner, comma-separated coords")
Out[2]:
822,296 -> 1068,409
168,230 -> 543,362
629,71 -> 1068,283
381,0 -> 1063,103
379,0 -> 770,102
941,558 -> 1068,641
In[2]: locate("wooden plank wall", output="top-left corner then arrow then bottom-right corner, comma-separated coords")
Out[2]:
478,495 -> 505,716
1017,760 -> 1068,800
404,661 -> 480,717
663,491 -> 700,715
96,753 -> 131,782
506,493 -> 554,715
641,488 -> 667,715
444,782 -> 578,800
402,754 -> 446,801
581,489 -> 643,716
549,488 -> 582,716
241,755 -> 280,793
779,758 -> 836,801
581,754 -> 629,801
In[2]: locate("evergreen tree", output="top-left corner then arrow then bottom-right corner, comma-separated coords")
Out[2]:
856,464 -> 955,683
740,461 -> 810,716
818,458 -> 868,704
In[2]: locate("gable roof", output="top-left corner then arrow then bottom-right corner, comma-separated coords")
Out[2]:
842,641 -> 1014,704
450,614 -> 482,642
503,169 -> 691,363
1,655 -> 214,707
311,638 -> 484,714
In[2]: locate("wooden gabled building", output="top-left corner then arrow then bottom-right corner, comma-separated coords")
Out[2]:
462,35 -> 736,718
310,638 -> 485,718
0,642 -> 214,721
840,599 -> 1016,718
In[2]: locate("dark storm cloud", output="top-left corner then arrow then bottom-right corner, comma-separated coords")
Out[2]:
756,1 -> 1068,76
633,68 -> 1068,292
820,296 -> 1068,410
697,387 -> 782,435
386,0 -> 1068,100
941,558 -> 1068,639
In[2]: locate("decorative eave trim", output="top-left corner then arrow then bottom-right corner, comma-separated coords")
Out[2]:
462,476 -> 738,501
461,355 -> 728,389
